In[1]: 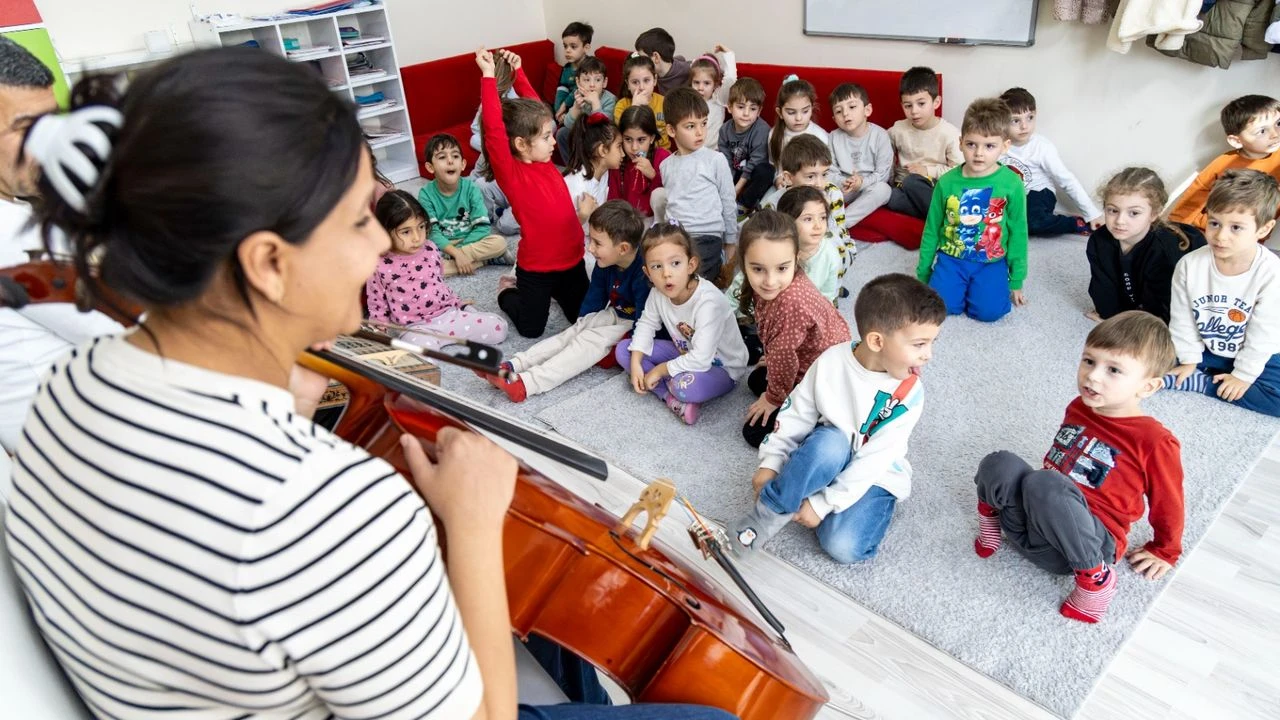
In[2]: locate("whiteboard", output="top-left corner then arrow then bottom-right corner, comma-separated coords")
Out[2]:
804,0 -> 1040,47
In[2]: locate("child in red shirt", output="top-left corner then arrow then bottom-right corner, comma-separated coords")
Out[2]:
478,48 -> 589,338
973,311 -> 1184,624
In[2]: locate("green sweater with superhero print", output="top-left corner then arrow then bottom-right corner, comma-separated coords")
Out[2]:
916,164 -> 1029,290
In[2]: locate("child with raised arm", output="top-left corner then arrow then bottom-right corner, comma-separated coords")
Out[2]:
689,45 -> 736,142
552,21 -> 594,125
974,311 -> 1184,623
367,191 -> 507,349
760,134 -> 854,277
660,87 -> 739,282
617,223 -> 749,425
635,27 -> 690,95
417,133 -> 511,276
1166,169 -> 1280,416
486,201 -> 648,402
828,82 -> 893,231
613,55 -> 668,150
730,274 -> 945,562
1086,167 -> 1205,323
999,87 -> 1102,237
886,66 -> 963,219
736,210 -> 851,448
555,56 -> 617,154
917,98 -> 1028,323
478,48 -> 588,338
719,77 -> 773,212
1169,95 -> 1280,230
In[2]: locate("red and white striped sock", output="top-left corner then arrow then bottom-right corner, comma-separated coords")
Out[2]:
1060,564 -> 1117,624
974,501 -> 1002,558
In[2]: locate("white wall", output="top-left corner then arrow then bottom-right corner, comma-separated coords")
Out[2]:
33,0 -> 545,66
545,1 -> 1279,212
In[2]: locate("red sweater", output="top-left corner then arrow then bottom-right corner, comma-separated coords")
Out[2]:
607,147 -> 670,217
480,70 -> 581,272
1042,398 -> 1185,564
754,273 -> 852,406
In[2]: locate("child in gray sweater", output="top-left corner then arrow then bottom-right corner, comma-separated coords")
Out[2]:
827,82 -> 893,230
660,88 -> 738,281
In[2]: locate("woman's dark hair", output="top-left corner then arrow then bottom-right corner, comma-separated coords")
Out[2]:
375,189 -> 428,234
562,114 -> 619,177
37,47 -> 364,315
736,209 -> 800,317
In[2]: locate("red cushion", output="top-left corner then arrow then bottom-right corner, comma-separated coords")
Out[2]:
850,208 -> 925,251
402,39 -> 557,177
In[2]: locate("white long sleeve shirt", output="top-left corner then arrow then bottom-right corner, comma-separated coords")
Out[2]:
703,50 -> 737,144
629,276 -> 749,380
1170,245 -> 1280,383
758,343 -> 923,519
1001,134 -> 1102,220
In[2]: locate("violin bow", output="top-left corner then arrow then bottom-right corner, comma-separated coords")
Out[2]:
356,320 -> 515,380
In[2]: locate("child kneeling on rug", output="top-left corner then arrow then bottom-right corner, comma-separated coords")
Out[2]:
974,311 -> 1184,624
730,274 -> 945,562
486,201 -> 648,402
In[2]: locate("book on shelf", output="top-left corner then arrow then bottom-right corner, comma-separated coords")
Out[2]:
362,126 -> 404,140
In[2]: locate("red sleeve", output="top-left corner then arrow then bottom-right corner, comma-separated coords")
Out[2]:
513,66 -> 539,100
1142,432 -> 1185,565
759,297 -> 807,406
480,77 -> 516,185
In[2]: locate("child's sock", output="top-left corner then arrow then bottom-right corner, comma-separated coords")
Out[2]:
480,367 -> 527,402
1060,563 -> 1117,624
974,501 -> 1002,558
1163,369 -> 1211,393
665,394 -> 700,425
729,498 -> 792,554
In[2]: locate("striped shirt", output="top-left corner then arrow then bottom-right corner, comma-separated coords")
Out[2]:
4,334 -> 482,719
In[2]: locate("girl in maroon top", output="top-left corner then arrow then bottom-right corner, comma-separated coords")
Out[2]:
737,210 -> 852,447
478,47 -> 589,338
365,191 -> 506,350
609,105 -> 670,219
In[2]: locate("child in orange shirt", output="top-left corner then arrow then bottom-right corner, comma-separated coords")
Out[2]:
1169,95 -> 1280,231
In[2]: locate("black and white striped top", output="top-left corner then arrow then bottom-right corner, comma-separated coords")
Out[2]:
4,334 -> 482,719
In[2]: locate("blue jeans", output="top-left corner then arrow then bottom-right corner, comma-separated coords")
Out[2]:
928,254 -> 1012,322
759,424 -> 898,563
1195,350 -> 1280,417
519,637 -> 737,720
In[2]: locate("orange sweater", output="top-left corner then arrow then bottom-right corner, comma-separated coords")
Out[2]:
1169,150 -> 1280,229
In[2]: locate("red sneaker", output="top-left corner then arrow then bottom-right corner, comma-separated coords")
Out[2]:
483,370 -> 527,403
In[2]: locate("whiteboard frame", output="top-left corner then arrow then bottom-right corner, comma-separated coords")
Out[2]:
802,0 -> 1040,47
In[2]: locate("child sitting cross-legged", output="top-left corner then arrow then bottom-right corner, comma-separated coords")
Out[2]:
616,222 -> 749,425
366,191 -> 507,349
885,66 -> 963,219
1169,95 -> 1280,230
917,98 -> 1029,322
719,77 -> 773,213
737,210 -> 851,448
552,21 -> 594,125
828,82 -> 893,232
1166,169 -> 1280,416
486,200 -> 647,402
417,133 -> 511,276
730,274 -> 945,562
761,134 -> 854,278
974,311 -> 1184,624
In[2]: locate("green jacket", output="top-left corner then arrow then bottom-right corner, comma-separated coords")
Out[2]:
1149,0 -> 1279,68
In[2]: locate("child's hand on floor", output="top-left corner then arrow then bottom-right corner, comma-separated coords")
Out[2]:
794,499 -> 821,529
1169,363 -> 1199,388
474,48 -> 496,77
1011,289 -> 1026,306
745,395 -> 777,427
1214,373 -> 1253,402
1127,548 -> 1172,580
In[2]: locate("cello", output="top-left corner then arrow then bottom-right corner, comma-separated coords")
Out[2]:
2,260 -> 829,720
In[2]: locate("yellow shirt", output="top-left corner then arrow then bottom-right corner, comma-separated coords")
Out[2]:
1169,150 -> 1280,229
614,94 -> 668,149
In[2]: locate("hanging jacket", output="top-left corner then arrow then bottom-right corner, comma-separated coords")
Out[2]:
1108,0 -> 1204,53
1149,0 -> 1278,67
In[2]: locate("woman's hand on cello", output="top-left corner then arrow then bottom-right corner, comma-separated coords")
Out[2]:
401,428 -> 517,529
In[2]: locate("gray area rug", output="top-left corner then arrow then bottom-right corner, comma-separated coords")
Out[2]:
452,239 -> 1280,718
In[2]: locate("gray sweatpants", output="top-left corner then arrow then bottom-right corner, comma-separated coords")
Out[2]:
974,450 -> 1116,575
842,180 -> 892,228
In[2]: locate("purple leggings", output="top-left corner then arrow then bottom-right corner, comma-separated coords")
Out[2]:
615,338 -> 736,403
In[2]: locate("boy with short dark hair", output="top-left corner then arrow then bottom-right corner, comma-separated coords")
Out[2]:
486,200 -> 648,402
1169,94 -> 1280,230
828,82 -> 893,230
719,77 -> 773,212
555,56 -> 617,153
417,133 -> 511,275
553,21 -> 595,124
886,66 -> 963,219
635,27 -> 689,95
999,87 -> 1103,236
974,310 -> 1184,623
661,87 -> 738,281
917,98 -> 1028,322
730,273 -> 945,563
760,134 -> 854,275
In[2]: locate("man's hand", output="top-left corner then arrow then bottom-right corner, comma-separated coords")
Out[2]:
1127,548 -> 1173,581
794,499 -> 821,529
1214,372 -> 1252,402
